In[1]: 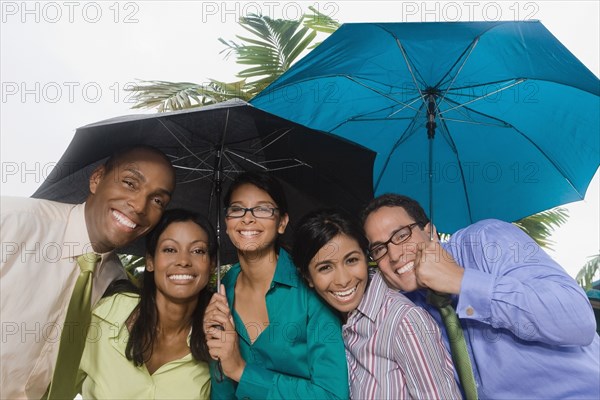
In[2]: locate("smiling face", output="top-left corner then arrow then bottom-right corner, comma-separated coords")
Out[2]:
225,183 -> 288,255
146,220 -> 213,303
307,234 -> 369,318
363,206 -> 431,292
85,147 -> 175,253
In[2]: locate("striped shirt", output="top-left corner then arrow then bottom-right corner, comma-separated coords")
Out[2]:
343,270 -> 461,399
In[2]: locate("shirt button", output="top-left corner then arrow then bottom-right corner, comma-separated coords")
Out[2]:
466,306 -> 474,316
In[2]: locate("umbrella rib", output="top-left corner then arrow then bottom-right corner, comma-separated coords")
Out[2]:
437,117 -> 475,225
395,37 -> 427,108
378,24 -> 429,88
435,21 -> 511,90
388,96 -> 423,118
216,109 -> 230,169
440,96 -> 513,128
374,102 -> 427,192
510,126 -> 584,197
435,37 -> 481,115
224,149 -> 311,171
156,119 -> 221,184
450,78 -> 525,92
171,148 -> 215,169
326,77 -> 423,132
348,116 -> 418,122
158,119 -> 205,163
249,128 -> 293,155
440,98 -> 584,199
438,116 -> 509,128
345,75 -> 421,112
440,79 -> 526,115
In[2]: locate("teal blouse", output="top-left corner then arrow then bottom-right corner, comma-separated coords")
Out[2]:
210,250 -> 349,399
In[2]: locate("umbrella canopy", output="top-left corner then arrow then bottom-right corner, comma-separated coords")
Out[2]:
32,99 -> 375,263
252,21 -> 600,233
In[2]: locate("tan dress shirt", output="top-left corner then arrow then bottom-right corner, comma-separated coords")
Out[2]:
0,197 -> 126,399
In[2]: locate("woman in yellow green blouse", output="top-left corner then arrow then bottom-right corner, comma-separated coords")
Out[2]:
77,209 -> 216,399
203,172 -> 348,399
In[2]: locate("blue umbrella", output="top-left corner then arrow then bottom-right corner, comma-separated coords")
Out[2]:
252,21 -> 600,233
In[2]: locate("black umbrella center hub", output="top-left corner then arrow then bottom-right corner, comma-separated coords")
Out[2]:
424,88 -> 440,140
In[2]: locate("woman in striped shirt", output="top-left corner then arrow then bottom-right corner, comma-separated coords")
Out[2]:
292,209 -> 461,400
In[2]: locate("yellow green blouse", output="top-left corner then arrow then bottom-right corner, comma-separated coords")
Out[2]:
77,293 -> 211,399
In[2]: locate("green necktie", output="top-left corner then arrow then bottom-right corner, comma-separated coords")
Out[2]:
427,290 -> 478,400
47,253 -> 100,400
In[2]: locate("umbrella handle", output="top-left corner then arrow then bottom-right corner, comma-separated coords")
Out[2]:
212,324 -> 225,382
215,357 -> 225,383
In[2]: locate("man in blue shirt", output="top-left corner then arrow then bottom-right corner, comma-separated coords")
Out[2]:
362,193 -> 600,399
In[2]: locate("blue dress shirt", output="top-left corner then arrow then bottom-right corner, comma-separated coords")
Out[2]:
407,219 -> 600,399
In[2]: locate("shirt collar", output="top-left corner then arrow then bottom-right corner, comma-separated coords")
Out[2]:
62,202 -> 94,259
349,269 -> 387,323
62,202 -> 116,266
271,249 -> 300,288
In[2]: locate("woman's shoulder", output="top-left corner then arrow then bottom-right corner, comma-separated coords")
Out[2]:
92,293 -> 140,324
220,262 -> 241,288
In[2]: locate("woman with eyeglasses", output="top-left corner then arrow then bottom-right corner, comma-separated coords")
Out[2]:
203,172 -> 348,400
292,209 -> 461,400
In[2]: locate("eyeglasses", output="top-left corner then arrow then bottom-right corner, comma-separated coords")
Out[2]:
224,205 -> 279,219
368,222 -> 420,262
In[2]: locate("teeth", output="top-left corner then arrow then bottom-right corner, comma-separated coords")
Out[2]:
169,274 -> 195,281
113,211 -> 136,229
239,230 -> 259,237
396,261 -> 414,275
332,286 -> 357,298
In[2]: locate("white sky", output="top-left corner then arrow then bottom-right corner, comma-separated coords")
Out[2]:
1,1 -> 598,279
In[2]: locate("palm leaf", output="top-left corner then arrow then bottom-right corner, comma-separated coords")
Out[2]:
513,207 -> 569,250
303,6 -> 341,33
220,14 -> 317,85
576,254 -> 600,291
126,81 -> 220,112
303,6 -> 341,48
128,9 -> 329,111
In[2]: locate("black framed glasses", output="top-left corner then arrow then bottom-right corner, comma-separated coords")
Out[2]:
224,205 -> 279,219
368,222 -> 420,261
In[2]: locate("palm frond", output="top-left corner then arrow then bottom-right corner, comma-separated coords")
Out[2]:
303,6 -> 341,33
128,8 -> 333,111
126,77 -> 256,112
513,207 -> 569,250
576,254 -> 600,291
303,6 -> 341,48
219,14 -> 318,86
126,80 -> 222,112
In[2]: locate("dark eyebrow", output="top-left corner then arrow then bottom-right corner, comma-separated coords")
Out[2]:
124,167 -> 173,198
313,259 -> 333,269
345,250 -> 362,258
123,167 -> 146,183
314,249 -> 361,268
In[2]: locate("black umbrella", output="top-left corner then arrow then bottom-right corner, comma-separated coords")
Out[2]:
32,99 -> 375,271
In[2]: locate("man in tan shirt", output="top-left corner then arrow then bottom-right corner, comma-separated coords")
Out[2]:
0,146 -> 176,399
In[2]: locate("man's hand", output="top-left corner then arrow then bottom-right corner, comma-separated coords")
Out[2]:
414,225 -> 464,294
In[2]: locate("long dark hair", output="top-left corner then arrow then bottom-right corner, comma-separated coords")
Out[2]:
126,209 -> 217,365
292,208 -> 369,283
